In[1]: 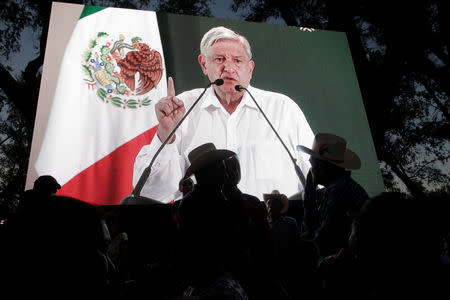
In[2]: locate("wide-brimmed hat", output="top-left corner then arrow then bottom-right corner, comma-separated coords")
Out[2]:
263,190 -> 289,213
184,143 -> 235,179
296,133 -> 361,170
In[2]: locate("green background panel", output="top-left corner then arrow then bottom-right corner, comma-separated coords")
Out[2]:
157,12 -> 385,197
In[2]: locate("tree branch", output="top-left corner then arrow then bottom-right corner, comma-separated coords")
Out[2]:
379,143 -> 425,197
420,56 -> 450,100
0,64 -> 20,100
411,154 -> 450,178
0,135 -> 13,146
416,75 -> 450,122
386,160 -> 424,197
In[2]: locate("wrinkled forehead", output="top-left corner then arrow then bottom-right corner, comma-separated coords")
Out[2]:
207,38 -> 248,56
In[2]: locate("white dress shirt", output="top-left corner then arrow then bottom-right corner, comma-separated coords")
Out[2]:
133,85 -> 314,203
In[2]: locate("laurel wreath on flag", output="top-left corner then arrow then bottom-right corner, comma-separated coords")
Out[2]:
96,87 -> 151,108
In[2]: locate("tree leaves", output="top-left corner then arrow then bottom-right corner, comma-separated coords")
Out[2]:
157,0 -> 213,16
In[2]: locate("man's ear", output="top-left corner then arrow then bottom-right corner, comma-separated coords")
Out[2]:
248,60 -> 255,79
198,55 -> 207,75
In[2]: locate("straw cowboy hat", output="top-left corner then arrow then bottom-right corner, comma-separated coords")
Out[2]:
296,133 -> 361,170
184,143 -> 235,180
263,190 -> 289,213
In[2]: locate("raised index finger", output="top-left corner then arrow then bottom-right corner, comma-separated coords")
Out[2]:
167,76 -> 175,97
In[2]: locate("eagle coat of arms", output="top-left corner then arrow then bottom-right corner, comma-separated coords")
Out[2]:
82,33 -> 163,109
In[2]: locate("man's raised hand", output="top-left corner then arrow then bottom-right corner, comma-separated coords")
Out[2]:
155,77 -> 186,143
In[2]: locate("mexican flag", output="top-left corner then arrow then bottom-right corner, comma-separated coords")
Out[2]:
35,5 -> 166,205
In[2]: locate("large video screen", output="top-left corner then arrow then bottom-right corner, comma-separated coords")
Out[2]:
26,2 -> 384,205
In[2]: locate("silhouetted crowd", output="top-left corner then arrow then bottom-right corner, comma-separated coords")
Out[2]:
0,140 -> 449,299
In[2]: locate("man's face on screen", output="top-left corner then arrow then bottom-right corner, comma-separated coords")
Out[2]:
199,39 -> 254,100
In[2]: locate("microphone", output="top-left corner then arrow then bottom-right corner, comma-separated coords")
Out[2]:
235,85 -> 306,189
121,79 -> 224,205
213,78 -> 225,86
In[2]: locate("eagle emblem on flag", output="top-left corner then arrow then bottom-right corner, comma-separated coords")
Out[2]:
82,33 -> 163,109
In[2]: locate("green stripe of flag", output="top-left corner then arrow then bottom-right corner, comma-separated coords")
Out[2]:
79,5 -> 107,19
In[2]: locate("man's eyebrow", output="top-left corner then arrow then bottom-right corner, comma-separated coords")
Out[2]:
211,54 -> 246,59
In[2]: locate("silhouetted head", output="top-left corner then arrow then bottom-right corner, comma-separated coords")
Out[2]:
309,156 -> 346,186
179,177 -> 194,196
33,175 -> 61,196
264,190 -> 289,222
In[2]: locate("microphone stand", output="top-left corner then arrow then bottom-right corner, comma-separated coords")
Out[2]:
235,85 -> 306,189
120,79 -> 224,205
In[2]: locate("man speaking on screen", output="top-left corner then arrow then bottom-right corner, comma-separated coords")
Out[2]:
133,26 -> 315,203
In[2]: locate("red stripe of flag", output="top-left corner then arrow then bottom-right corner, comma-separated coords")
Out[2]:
57,125 -> 158,205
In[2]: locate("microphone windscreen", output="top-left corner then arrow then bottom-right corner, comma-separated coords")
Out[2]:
214,78 -> 224,86
234,85 -> 244,91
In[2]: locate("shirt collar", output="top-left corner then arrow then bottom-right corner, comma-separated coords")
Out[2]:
200,84 -> 259,111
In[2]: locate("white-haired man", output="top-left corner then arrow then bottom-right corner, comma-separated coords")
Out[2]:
133,26 -> 314,203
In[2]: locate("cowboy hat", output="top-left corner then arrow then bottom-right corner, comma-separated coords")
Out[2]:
296,133 -> 361,170
263,190 -> 289,213
183,143 -> 235,180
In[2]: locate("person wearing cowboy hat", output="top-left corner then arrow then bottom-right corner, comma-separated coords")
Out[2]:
263,190 -> 319,299
297,133 -> 369,262
176,142 -> 235,231
263,190 -> 301,261
174,142 -> 234,232
222,154 -> 281,300
175,143 -> 250,299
